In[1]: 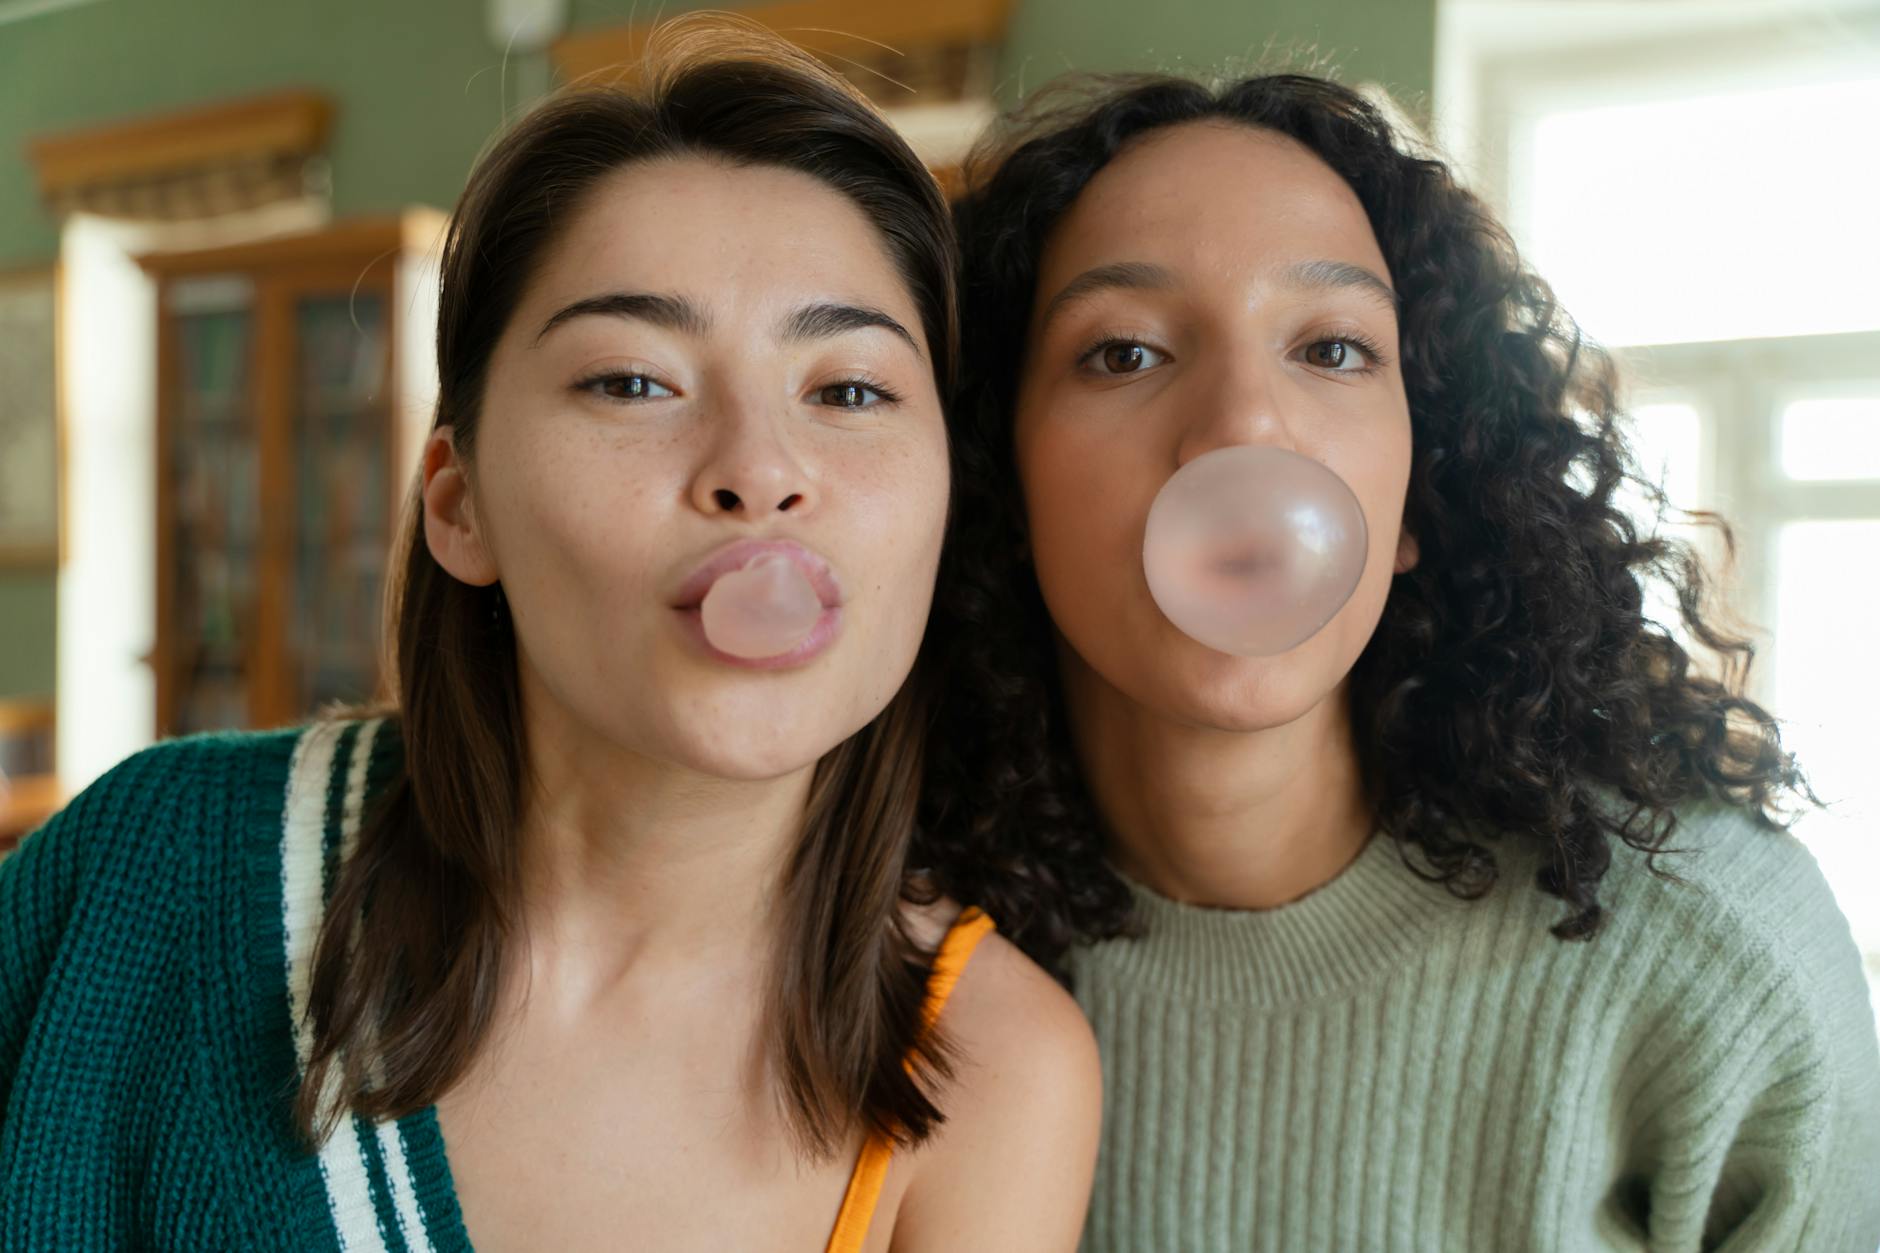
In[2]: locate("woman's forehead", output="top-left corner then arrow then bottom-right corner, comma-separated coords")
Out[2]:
1037,122 -> 1386,294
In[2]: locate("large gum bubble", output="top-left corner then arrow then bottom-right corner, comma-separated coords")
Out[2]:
699,554 -> 823,659
1142,445 -> 1369,656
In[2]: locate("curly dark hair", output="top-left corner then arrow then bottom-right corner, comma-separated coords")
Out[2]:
912,71 -> 1814,974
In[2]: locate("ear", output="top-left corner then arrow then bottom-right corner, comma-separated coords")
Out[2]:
421,426 -> 499,586
1392,525 -> 1420,575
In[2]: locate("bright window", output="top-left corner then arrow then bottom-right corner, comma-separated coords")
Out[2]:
1466,0 -> 1880,1045
1626,402 -> 1703,515
1775,521 -> 1880,969
1616,401 -> 1704,639
1780,394 -> 1880,482
1523,78 -> 1880,348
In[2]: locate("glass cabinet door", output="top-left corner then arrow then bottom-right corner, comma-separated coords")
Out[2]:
164,276 -> 258,734
290,291 -> 391,714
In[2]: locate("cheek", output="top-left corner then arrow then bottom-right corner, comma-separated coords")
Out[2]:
796,423 -> 952,717
1346,418 -> 1414,573
848,425 -> 952,603
1017,410 -> 1159,617
1299,385 -> 1412,567
478,418 -> 676,623
1314,411 -> 1412,661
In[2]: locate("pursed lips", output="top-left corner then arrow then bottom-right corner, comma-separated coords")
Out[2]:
671,538 -> 845,610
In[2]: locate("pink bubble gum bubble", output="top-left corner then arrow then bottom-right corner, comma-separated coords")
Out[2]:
1142,445 -> 1368,656
699,554 -> 824,659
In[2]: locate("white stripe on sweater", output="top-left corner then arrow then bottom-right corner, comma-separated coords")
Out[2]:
283,719 -> 390,1253
340,720 -> 436,1251
377,1120 -> 436,1253
339,719 -> 379,867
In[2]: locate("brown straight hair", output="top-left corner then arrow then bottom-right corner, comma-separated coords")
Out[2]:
293,23 -> 961,1161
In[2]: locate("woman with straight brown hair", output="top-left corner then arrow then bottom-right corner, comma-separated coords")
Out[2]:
0,24 -> 1099,1252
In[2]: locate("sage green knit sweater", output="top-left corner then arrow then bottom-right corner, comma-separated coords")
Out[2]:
1069,803 -> 1880,1252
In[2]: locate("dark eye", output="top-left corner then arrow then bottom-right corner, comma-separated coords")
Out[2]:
1304,340 -> 1365,371
1107,343 -> 1145,373
819,382 -> 882,408
584,372 -> 674,401
1089,340 -> 1167,375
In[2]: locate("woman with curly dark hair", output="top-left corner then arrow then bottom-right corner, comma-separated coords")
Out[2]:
919,71 -> 1880,1250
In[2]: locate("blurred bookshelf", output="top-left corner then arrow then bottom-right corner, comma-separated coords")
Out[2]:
138,210 -> 441,736
0,699 -> 59,849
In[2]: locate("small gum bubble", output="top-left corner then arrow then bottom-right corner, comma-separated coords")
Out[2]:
700,554 -> 824,660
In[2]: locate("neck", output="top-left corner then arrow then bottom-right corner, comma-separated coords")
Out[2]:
1059,643 -> 1374,912
509,687 -> 815,1019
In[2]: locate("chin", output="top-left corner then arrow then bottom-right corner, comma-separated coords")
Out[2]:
669,720 -> 840,781
690,692 -> 888,780
1071,619 -> 1353,736
1166,659 -> 1334,734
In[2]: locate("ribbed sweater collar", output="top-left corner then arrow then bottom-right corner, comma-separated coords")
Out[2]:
1083,832 -> 1477,1007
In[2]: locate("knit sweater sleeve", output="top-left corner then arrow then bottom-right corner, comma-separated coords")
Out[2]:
0,779 -> 89,1114
1620,808 -> 1880,1252
0,741 -> 172,1113
0,741 -> 211,1117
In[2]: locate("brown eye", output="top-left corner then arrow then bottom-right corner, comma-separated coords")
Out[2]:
1305,341 -> 1349,369
818,382 -> 882,408
1304,339 -> 1378,372
583,371 -> 673,401
1089,340 -> 1167,375
1103,343 -> 1147,373
1082,338 -> 1166,376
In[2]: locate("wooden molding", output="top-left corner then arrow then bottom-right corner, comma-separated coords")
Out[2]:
0,699 -> 53,736
552,0 -> 1016,85
135,207 -> 446,277
25,89 -> 333,203
0,547 -> 58,570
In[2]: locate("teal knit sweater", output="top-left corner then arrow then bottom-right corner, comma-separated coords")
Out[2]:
1069,803 -> 1880,1251
0,719 -> 472,1251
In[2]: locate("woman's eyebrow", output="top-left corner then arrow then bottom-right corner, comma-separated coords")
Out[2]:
530,292 -> 920,358
1033,258 -> 1399,334
1282,259 -> 1399,311
532,291 -> 708,345
781,301 -> 922,359
1036,261 -> 1177,333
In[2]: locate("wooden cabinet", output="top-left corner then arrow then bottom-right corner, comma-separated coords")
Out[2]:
0,698 -> 59,850
139,210 -> 443,735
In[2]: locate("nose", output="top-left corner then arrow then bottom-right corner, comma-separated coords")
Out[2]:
687,392 -> 820,519
1173,348 -> 1297,470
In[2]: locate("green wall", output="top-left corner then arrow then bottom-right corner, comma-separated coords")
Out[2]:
0,0 -> 515,699
997,0 -> 1434,110
0,571 -> 55,698
0,0 -> 1434,700
2,0 -> 1436,270
566,0 -> 1436,104
0,0 -> 511,270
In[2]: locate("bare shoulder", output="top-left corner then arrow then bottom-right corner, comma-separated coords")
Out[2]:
942,924 -> 1098,1083
903,895 -> 1099,1090
892,900 -> 1102,1252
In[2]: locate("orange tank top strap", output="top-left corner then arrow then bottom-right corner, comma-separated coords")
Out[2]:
823,905 -> 998,1253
